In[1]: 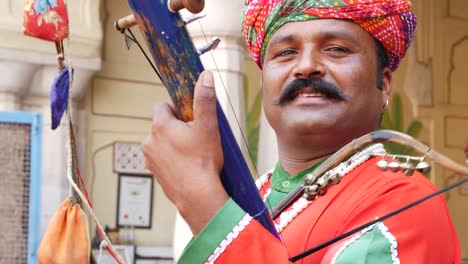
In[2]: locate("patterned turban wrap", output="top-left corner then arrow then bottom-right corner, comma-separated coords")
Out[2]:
242,0 -> 417,71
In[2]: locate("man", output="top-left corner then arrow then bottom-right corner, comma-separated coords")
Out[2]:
143,0 -> 461,263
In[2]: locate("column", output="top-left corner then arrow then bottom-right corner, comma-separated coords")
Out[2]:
174,1 -> 247,260
257,109 -> 279,175
0,59 -> 38,110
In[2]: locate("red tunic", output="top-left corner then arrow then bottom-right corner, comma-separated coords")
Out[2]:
179,157 -> 461,264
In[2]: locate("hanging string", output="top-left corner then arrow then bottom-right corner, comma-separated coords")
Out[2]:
97,240 -> 109,264
61,0 -> 126,262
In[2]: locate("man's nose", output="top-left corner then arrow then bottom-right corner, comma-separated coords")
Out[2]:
293,49 -> 326,79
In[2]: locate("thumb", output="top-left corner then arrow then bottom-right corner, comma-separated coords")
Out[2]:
193,71 -> 218,126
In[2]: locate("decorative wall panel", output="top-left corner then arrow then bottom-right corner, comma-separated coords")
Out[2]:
449,37 -> 468,106
445,116 -> 468,148
449,0 -> 468,20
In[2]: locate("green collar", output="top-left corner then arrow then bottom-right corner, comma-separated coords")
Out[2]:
271,161 -> 324,193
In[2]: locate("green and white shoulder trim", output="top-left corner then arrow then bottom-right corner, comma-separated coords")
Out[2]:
178,199 -> 247,264
331,222 -> 399,264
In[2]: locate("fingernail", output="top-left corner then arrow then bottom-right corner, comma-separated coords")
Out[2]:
202,71 -> 214,87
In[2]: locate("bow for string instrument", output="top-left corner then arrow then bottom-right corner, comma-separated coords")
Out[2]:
115,0 -> 280,240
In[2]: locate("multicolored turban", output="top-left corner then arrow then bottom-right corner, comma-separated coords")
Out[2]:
242,0 -> 417,71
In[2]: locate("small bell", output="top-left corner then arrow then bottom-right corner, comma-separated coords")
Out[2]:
305,193 -> 316,201
400,162 -> 415,176
303,176 -> 314,186
415,161 -> 432,174
317,177 -> 329,187
376,159 -> 389,171
305,185 -> 319,197
388,160 -> 401,172
329,173 -> 341,185
318,188 -> 327,196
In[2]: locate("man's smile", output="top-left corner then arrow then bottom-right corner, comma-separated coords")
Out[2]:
296,88 -> 325,98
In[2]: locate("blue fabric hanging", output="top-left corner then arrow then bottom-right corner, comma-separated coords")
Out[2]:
50,67 -> 73,130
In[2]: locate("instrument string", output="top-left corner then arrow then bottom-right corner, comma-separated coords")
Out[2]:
122,28 -> 165,86
115,2 -> 320,221
193,21 -> 290,232
118,15 -> 265,186
196,20 -> 262,181
115,2 -> 282,241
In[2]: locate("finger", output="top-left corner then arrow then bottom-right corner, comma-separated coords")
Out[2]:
193,71 -> 218,127
142,137 -> 155,171
152,102 -> 176,132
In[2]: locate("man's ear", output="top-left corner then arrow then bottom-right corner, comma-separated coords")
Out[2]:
381,67 -> 392,108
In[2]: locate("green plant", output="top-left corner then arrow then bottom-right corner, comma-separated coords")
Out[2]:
244,75 -> 262,166
380,93 -> 423,155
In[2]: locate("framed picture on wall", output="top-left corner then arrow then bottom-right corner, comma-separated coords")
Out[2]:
117,174 -> 153,228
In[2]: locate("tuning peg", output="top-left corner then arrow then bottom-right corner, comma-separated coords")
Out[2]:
115,14 -> 137,32
183,12 -> 207,24
197,37 -> 221,55
168,0 -> 205,14
415,160 -> 432,174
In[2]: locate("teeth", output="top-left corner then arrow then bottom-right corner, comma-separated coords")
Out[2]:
298,93 -> 323,98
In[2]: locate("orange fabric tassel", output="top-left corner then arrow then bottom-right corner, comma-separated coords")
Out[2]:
38,197 -> 90,264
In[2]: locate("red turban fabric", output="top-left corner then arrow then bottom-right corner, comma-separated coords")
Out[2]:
242,0 -> 417,71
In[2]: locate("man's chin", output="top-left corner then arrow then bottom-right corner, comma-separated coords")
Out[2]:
284,118 -> 340,135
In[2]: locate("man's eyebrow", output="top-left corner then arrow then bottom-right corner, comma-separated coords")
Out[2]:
317,31 -> 361,45
268,30 -> 361,48
268,34 -> 298,48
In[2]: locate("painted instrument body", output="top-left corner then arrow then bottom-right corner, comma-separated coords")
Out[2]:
126,0 -> 280,239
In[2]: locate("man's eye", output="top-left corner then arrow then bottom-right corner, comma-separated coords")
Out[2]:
276,49 -> 296,57
326,46 -> 350,53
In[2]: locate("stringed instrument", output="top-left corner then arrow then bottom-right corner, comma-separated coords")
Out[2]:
116,0 -> 280,240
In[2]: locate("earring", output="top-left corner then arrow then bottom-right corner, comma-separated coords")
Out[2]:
384,99 -> 389,109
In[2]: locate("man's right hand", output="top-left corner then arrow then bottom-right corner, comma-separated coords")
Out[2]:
142,71 -> 229,235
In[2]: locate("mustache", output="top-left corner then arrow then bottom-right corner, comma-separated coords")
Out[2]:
274,78 -> 348,105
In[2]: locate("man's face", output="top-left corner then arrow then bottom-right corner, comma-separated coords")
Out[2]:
262,19 -> 391,145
